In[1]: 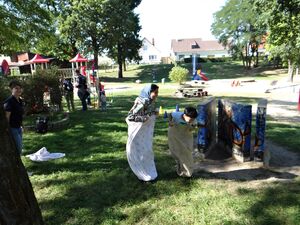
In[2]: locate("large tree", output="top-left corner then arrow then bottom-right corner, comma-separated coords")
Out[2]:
254,0 -> 300,81
0,105 -> 44,224
0,0 -> 52,54
211,0 -> 267,68
102,0 -> 142,78
58,0 -> 107,68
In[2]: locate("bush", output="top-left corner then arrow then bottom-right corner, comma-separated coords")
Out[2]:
182,57 -> 232,63
22,67 -> 63,114
169,66 -> 189,84
0,78 -> 11,103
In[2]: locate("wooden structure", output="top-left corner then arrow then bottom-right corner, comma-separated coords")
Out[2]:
69,53 -> 88,83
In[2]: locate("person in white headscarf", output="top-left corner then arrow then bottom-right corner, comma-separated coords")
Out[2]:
126,84 -> 159,182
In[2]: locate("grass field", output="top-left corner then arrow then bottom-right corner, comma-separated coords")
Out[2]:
99,61 -> 287,83
22,62 -> 300,225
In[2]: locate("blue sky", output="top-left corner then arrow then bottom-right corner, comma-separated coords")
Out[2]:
135,0 -> 226,55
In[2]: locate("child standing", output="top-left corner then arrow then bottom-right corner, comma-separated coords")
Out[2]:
168,106 -> 198,177
100,91 -> 107,111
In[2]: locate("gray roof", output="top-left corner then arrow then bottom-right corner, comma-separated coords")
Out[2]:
171,38 -> 227,53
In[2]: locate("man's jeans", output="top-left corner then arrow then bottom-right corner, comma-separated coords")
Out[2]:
78,89 -> 88,111
10,127 -> 23,155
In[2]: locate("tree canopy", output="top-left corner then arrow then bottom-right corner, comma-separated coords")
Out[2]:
211,0 -> 267,68
254,0 -> 300,80
1,0 -> 142,78
0,0 -> 52,54
212,0 -> 300,80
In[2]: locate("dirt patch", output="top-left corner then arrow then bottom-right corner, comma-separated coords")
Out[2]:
193,140 -> 300,182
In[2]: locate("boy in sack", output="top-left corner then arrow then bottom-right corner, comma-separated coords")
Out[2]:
168,106 -> 198,177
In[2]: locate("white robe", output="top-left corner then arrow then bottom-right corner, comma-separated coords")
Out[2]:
126,115 -> 157,181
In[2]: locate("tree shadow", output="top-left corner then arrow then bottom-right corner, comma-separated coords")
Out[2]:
34,153 -> 194,224
235,180 -> 300,225
193,168 -> 297,182
22,92 -> 300,224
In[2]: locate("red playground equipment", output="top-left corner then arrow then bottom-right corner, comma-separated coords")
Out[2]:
193,69 -> 209,81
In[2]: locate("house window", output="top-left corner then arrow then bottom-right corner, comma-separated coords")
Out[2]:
149,55 -> 157,60
143,45 -> 148,50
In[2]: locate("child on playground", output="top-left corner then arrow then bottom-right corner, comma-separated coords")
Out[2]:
168,106 -> 198,177
100,91 -> 107,111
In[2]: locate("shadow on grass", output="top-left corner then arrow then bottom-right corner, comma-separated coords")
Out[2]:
23,94 -> 196,224
236,180 -> 300,225
101,64 -> 173,83
193,168 -> 297,182
22,93 -> 300,224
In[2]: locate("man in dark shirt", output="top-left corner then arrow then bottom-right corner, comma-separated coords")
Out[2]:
4,80 -> 24,155
63,78 -> 75,111
75,69 -> 89,111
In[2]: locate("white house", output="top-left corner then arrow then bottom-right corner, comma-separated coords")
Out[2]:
139,38 -> 162,64
171,38 -> 230,61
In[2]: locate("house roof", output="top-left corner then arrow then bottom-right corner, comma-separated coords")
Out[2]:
69,53 -> 88,62
142,37 -> 161,53
171,38 -> 226,53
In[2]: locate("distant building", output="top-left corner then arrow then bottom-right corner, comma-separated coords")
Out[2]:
139,38 -> 161,64
171,38 -> 230,61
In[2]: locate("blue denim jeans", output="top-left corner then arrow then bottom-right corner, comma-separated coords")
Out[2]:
10,127 -> 23,155
78,89 -> 88,111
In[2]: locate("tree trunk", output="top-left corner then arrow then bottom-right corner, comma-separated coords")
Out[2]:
245,44 -> 251,69
0,105 -> 44,225
241,52 -> 245,67
288,59 -> 294,82
71,40 -> 78,57
117,43 -> 123,79
255,48 -> 259,67
123,60 -> 127,72
92,38 -> 99,70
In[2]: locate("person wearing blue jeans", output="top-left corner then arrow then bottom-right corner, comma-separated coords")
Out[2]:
4,80 -> 24,155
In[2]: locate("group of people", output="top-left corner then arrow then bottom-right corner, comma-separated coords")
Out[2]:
3,79 -> 198,181
63,69 -> 106,111
3,69 -> 106,155
126,84 -> 198,182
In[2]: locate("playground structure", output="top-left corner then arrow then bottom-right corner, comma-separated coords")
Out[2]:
69,53 -> 102,109
192,54 -> 209,81
29,54 -> 50,74
182,97 -> 268,164
0,59 -> 9,76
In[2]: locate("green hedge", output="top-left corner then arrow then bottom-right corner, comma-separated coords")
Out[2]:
22,67 -> 62,114
182,57 -> 232,63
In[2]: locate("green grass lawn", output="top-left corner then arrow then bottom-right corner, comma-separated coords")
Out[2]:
22,84 -> 300,225
99,61 -> 288,83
